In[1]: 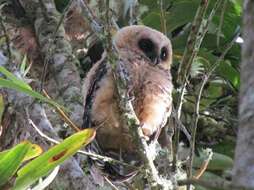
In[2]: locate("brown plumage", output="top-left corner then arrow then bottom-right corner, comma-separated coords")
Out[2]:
82,25 -> 173,181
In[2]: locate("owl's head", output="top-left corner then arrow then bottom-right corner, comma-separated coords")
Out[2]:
113,25 -> 172,70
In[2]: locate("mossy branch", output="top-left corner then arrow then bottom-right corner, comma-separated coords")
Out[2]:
177,0 -> 222,85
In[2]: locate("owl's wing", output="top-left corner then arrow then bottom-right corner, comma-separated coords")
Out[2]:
82,58 -> 138,182
82,60 -> 107,129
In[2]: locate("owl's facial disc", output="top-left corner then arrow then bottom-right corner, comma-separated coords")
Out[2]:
138,38 -> 169,66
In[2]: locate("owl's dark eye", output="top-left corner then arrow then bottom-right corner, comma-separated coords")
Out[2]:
138,38 -> 154,52
138,38 -> 157,63
160,47 -> 168,61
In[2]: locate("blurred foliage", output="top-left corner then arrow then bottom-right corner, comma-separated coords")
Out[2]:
137,1 -> 241,189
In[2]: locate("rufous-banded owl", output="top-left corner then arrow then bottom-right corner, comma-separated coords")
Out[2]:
82,25 -> 173,181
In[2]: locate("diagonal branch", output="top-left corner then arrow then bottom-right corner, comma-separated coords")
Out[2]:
178,178 -> 254,190
187,28 -> 240,189
177,0 -> 222,85
173,0 -> 222,171
176,0 -> 210,85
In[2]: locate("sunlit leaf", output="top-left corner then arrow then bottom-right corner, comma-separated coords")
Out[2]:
0,144 -> 42,162
13,129 -> 96,190
23,144 -> 43,162
0,141 -> 32,187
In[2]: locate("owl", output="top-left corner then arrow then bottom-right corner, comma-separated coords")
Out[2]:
82,25 -> 173,181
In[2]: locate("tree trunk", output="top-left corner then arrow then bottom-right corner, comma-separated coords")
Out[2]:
233,0 -> 254,187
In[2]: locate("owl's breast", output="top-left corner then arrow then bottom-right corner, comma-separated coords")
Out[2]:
130,63 -> 173,137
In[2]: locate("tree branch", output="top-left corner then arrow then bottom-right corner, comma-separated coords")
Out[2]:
177,0 -> 222,85
178,178 -> 254,190
187,27 -> 240,189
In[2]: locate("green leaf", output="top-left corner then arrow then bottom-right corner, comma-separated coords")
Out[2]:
213,1 -> 241,40
0,144 -> 42,163
142,12 -> 161,31
0,66 -> 31,90
0,78 -> 63,109
217,60 -> 240,90
0,94 -> 4,124
13,129 -> 96,190
0,141 -> 32,187
23,144 -> 43,162
166,0 -> 199,32
194,171 -> 224,190
31,166 -> 60,190
141,0 -> 199,32
194,151 -> 233,171
20,55 -> 27,75
205,82 -> 224,99
212,138 -> 236,158
54,0 -> 70,12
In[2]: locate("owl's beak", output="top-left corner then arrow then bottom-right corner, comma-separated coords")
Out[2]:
147,52 -> 160,66
151,56 -> 160,65
155,57 -> 160,65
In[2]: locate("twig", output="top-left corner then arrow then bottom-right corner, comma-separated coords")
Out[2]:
79,0 -> 104,34
28,119 -> 137,170
187,75 -> 207,190
40,0 -> 74,91
28,118 -> 59,144
197,0 -> 222,45
193,149 -> 213,179
42,89 -> 80,132
128,0 -> 137,25
172,81 -> 187,171
178,178 -> 254,190
159,0 -> 167,34
207,27 -> 240,77
216,0 -> 228,48
79,0 -> 118,38
171,107 -> 191,142
187,28 -> 240,189
177,0 -> 223,85
104,177 -> 120,190
52,0 -> 74,38
177,0 -> 210,85
174,0 -> 222,173
40,54 -> 51,92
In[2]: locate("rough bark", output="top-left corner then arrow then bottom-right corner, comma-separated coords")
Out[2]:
1,0 -> 100,189
233,0 -> 254,187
